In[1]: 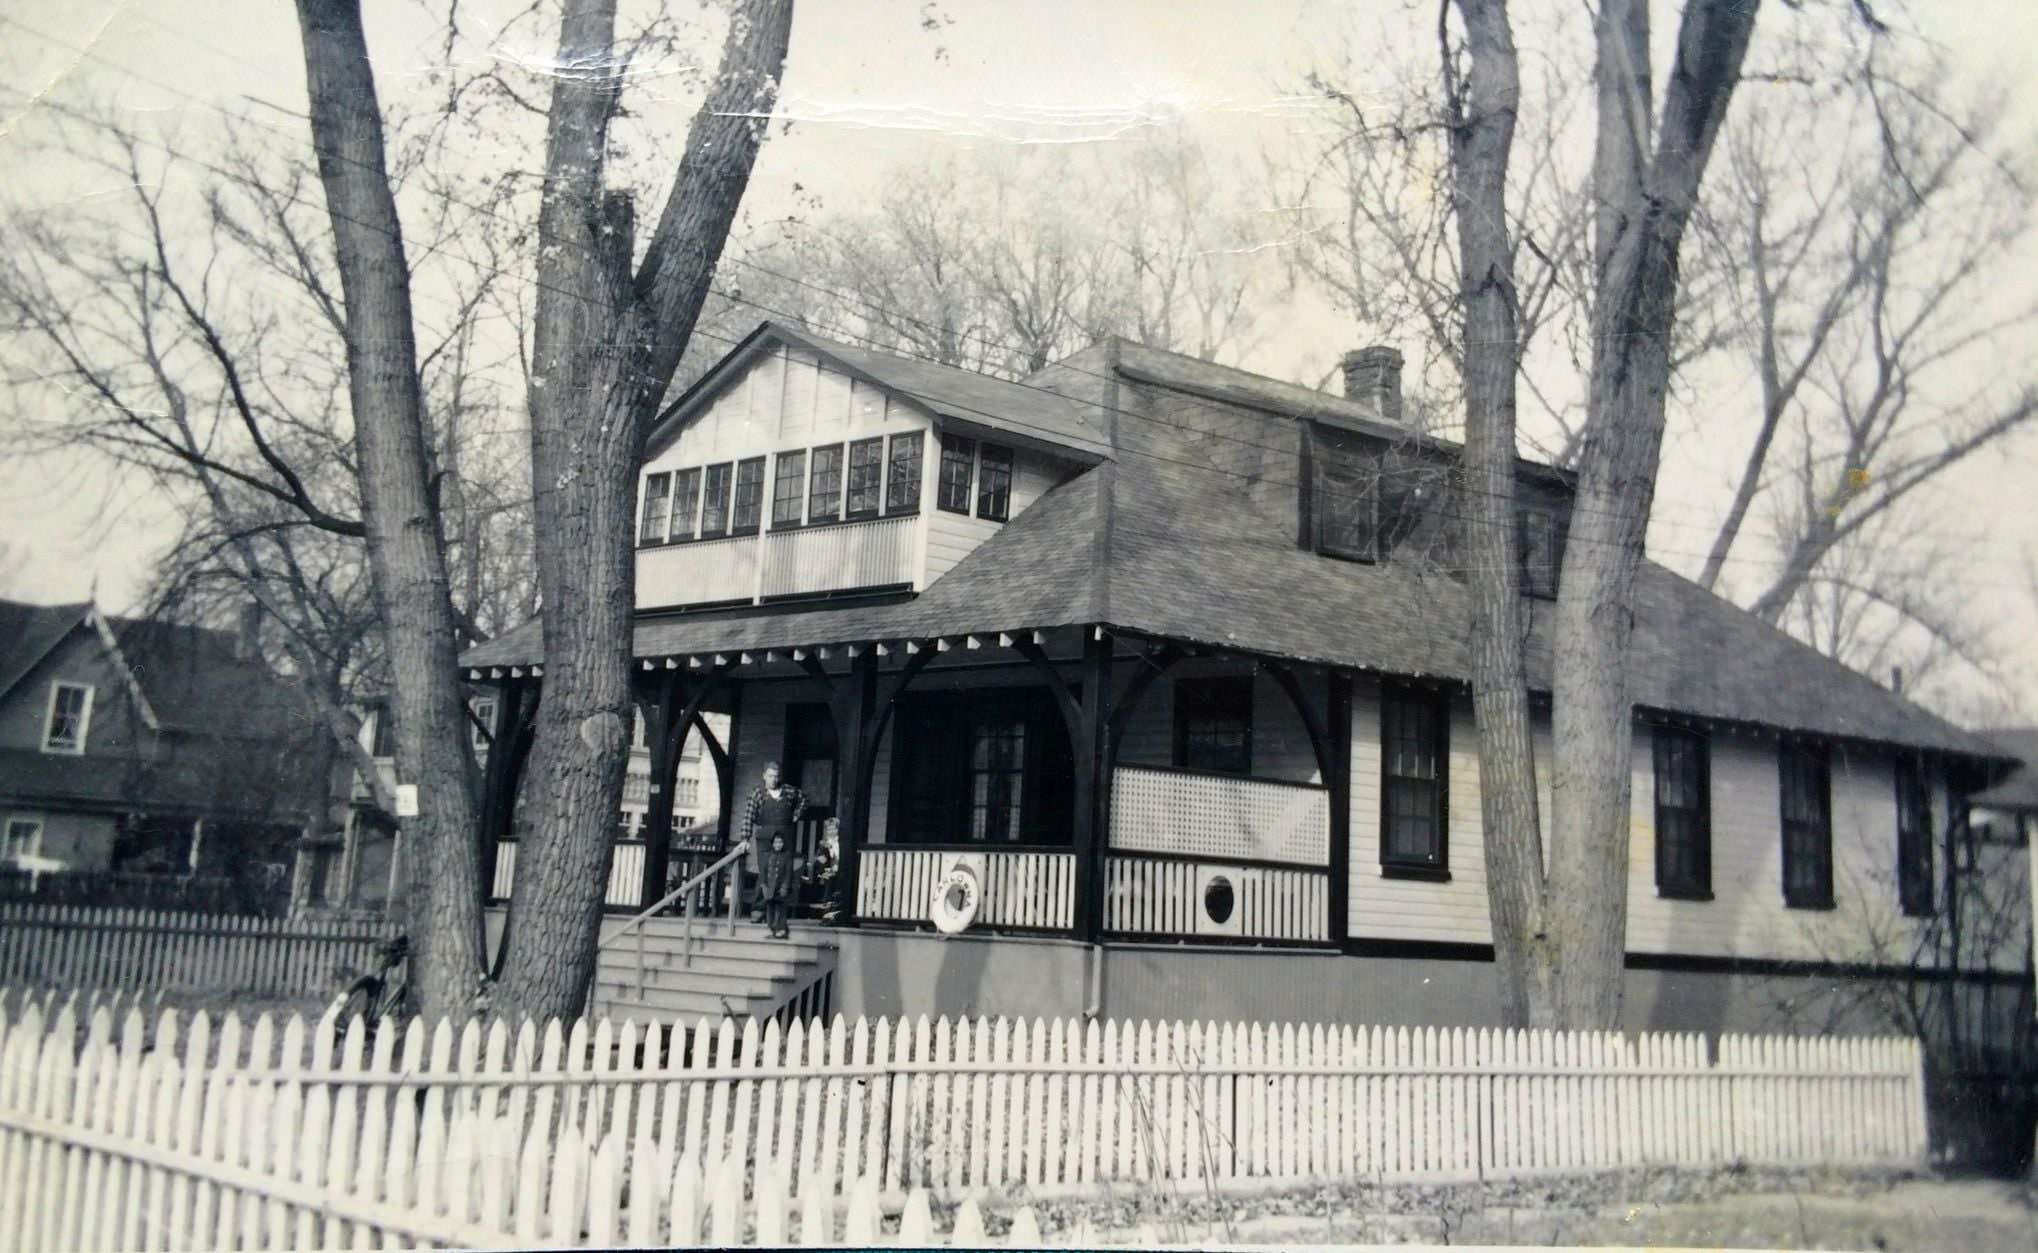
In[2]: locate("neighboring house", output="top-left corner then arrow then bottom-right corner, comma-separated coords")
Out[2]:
459,321 -> 2024,1032
0,599 -> 319,903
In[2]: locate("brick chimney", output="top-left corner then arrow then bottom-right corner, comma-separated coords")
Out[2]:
1341,346 -> 1405,425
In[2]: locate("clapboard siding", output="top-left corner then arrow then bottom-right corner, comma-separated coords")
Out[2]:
647,347 -> 930,473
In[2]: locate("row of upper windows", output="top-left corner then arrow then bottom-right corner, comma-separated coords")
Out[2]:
638,432 -> 1018,547
1368,685 -> 1937,916
1307,425 -> 1569,598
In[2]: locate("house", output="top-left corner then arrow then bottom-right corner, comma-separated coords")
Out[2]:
0,599 -> 320,907
295,695 -> 726,916
459,322 -> 2024,1032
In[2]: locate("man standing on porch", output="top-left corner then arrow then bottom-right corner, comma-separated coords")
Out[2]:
739,762 -> 806,922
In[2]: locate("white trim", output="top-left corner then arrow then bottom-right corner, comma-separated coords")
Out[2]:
83,608 -> 160,731
3,817 -> 43,863
40,681 -> 93,755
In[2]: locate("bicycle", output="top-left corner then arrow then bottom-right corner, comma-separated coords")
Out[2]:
332,933 -> 409,1031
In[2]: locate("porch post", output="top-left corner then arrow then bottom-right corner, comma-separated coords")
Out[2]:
715,683 -> 743,855
1328,669 -> 1353,947
836,651 -> 879,921
1076,628 -> 1113,943
476,675 -> 528,902
636,672 -> 682,910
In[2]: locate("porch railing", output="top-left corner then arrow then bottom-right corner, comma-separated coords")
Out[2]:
1104,855 -> 1330,943
857,846 -> 1077,931
594,841 -> 749,1002
490,839 -> 648,910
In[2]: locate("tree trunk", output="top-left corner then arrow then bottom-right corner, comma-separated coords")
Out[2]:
1447,0 -> 1556,1028
1548,0 -> 1759,1029
492,0 -> 794,1023
292,0 -> 487,1020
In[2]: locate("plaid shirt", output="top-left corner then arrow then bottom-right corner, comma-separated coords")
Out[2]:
740,784 -> 807,846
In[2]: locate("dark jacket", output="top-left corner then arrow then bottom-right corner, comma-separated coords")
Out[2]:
759,839 -> 796,902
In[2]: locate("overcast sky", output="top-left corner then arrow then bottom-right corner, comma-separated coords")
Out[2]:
2,0 -> 2035,721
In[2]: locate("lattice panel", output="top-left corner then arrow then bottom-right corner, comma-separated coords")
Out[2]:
1109,766 -> 1330,865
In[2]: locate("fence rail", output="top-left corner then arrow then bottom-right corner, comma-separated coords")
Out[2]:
0,993 -> 1927,1250
0,904 -> 395,997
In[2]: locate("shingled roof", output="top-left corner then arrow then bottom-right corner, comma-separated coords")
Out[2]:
464,332 -> 2005,762
1971,728 -> 2038,811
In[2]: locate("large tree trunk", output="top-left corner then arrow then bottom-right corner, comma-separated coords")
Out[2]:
1548,0 -> 1759,1028
1447,0 -> 1556,1028
492,0 -> 794,1023
293,0 -> 486,1020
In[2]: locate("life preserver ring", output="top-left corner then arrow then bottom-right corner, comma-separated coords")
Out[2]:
930,865 -> 981,934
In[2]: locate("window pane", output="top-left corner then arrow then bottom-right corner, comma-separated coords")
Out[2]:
48,685 -> 87,750
1381,687 -> 1445,866
846,438 -> 884,518
977,444 -> 1013,521
809,445 -> 843,523
701,463 -> 733,535
1177,677 -> 1252,774
939,435 -> 976,512
772,451 -> 807,527
1315,437 -> 1378,560
639,472 -> 673,544
1517,507 -> 1562,597
1653,727 -> 1708,894
670,468 -> 701,540
887,432 -> 924,515
732,457 -> 766,533
1780,745 -> 1831,904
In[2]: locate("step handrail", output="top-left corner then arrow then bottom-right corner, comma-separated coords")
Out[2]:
596,840 -> 749,1001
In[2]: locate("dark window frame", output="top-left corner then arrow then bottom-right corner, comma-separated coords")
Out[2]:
638,471 -> 673,546
700,462 -> 734,537
1780,742 -> 1836,910
1517,506 -> 1562,599
1895,757 -> 1935,917
886,431 -> 924,517
669,467 -> 701,541
730,456 -> 767,535
808,444 -> 844,524
1379,682 -> 1450,879
846,437 -> 885,520
1173,675 -> 1254,775
977,443 -> 1014,522
1313,429 -> 1381,563
771,449 -> 808,529
1652,724 -> 1712,900
938,433 -> 977,514
888,687 -> 1076,848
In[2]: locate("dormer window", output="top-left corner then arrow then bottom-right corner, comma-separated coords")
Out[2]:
1311,427 -> 1381,562
42,682 -> 92,754
977,443 -> 1013,522
1518,506 -> 1564,598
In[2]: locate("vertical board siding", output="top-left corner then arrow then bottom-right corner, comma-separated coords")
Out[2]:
856,848 -> 1077,931
0,997 -> 1929,1249
0,905 -> 396,996
758,515 -> 916,598
490,843 -> 647,910
1102,857 -> 1329,943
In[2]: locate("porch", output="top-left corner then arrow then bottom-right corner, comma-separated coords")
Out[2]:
473,625 -> 1353,951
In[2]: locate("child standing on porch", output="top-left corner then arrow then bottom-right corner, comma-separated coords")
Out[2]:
760,830 -> 795,939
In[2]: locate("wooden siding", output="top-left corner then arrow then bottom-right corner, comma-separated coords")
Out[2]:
637,533 -> 760,607
647,346 -> 930,473
922,450 -> 1063,583
1104,856 -> 1329,943
759,515 -> 917,598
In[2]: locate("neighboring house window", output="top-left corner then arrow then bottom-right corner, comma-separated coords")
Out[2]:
938,434 -> 976,513
1380,684 -> 1448,876
772,450 -> 807,527
1518,506 -> 1563,599
676,777 -> 701,807
677,815 -> 696,830
369,708 -> 394,758
700,463 -> 733,536
1652,725 -> 1711,899
1313,430 -> 1380,562
472,699 -> 496,755
1780,743 -> 1834,909
4,818 -> 42,863
887,432 -> 924,516
670,468 -> 701,541
809,445 -> 844,523
977,443 -> 1013,522
731,456 -> 766,534
846,438 -> 885,519
639,471 -> 673,545
43,682 -> 93,754
1895,758 -> 1934,917
1174,676 -> 1252,775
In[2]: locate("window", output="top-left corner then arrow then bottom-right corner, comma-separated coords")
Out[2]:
968,712 -> 1028,841
700,463 -> 733,536
676,776 -> 701,807
1380,684 -> 1448,876
809,445 -> 844,523
731,457 -> 766,534
1174,676 -> 1253,774
3,818 -> 42,863
846,438 -> 885,519
938,434 -> 976,513
1313,429 -> 1380,561
1896,758 -> 1934,917
887,432 -> 924,516
43,682 -> 92,755
772,450 -> 807,527
977,443 -> 1013,522
368,708 -> 393,758
670,468 -> 702,541
1652,725 -> 1711,899
1780,743 -> 1834,909
1518,506 -> 1563,598
472,699 -> 496,755
891,688 -> 1074,846
639,472 -> 673,545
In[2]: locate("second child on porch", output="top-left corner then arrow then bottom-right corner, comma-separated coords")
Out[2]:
739,762 -> 806,924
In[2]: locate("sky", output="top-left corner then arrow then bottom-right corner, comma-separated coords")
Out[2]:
2,0 -> 2036,721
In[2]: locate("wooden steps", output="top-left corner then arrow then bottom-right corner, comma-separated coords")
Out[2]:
589,918 -> 836,1024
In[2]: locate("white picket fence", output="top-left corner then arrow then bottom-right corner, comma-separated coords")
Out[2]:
0,903 -> 397,997
0,992 -> 1927,1249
